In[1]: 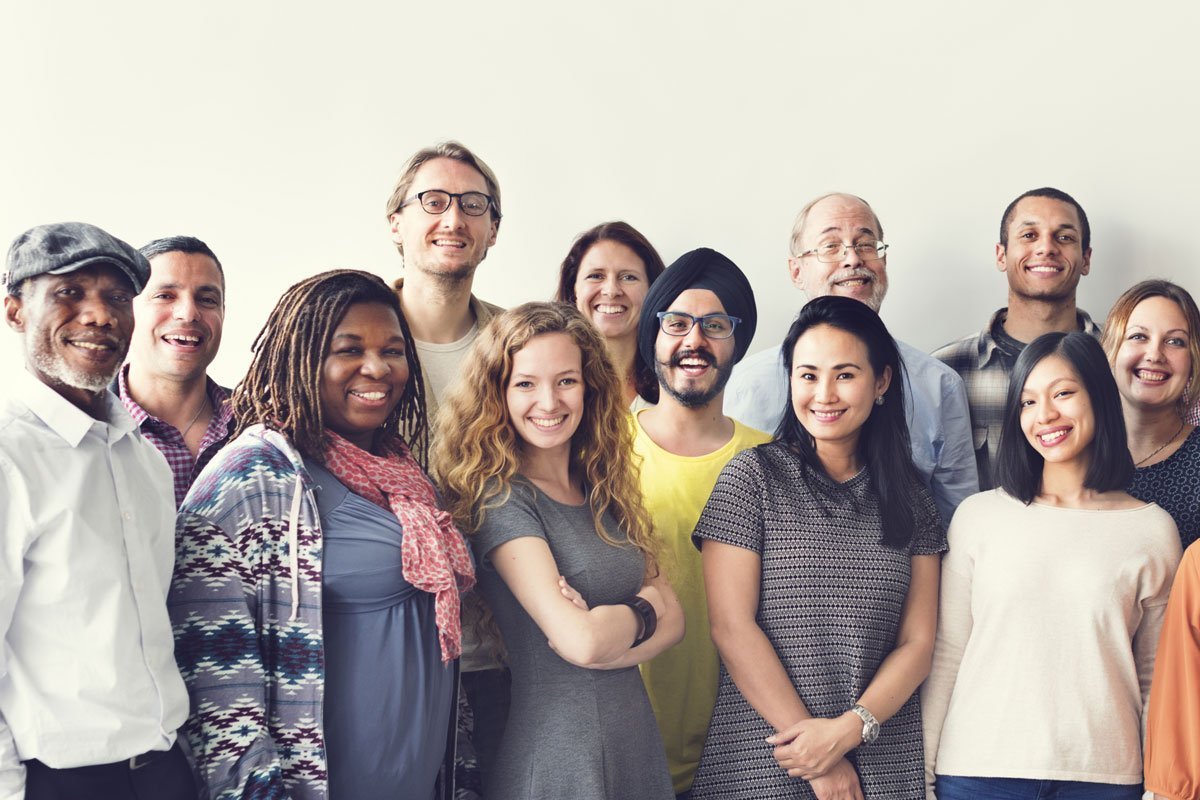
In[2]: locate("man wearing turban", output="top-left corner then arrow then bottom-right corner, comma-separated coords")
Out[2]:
633,247 -> 772,797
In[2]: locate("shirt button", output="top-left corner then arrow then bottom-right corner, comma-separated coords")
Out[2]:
124,512 -> 132,521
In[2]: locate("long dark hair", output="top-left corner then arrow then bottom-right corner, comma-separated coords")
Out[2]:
775,296 -> 922,548
554,221 -> 666,403
995,331 -> 1133,503
232,269 -> 427,464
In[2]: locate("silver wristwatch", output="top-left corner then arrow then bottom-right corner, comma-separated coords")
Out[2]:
849,704 -> 880,744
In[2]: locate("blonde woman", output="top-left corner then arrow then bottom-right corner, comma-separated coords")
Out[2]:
433,302 -> 683,800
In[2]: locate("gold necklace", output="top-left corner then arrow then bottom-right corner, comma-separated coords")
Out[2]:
1135,420 -> 1185,467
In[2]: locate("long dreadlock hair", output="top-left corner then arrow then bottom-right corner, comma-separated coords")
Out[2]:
232,269 -> 428,463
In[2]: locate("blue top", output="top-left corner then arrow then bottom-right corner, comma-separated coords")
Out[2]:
311,460 -> 455,800
724,338 -> 979,527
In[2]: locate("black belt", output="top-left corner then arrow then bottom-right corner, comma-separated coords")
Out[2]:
26,742 -> 177,773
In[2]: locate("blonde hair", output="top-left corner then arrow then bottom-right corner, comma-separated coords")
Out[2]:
433,302 -> 657,569
1101,279 -> 1200,412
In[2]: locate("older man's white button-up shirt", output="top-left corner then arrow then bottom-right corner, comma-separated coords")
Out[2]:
0,368 -> 189,799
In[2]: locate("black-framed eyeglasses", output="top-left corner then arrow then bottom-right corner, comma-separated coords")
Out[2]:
656,311 -> 741,339
399,190 -> 497,218
797,240 -> 889,263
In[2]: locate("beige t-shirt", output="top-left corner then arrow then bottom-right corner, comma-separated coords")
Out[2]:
415,322 -> 479,409
921,489 -> 1181,796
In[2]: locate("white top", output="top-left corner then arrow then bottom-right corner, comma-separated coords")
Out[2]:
920,489 -> 1182,796
725,338 -> 979,527
414,322 -> 479,408
0,369 -> 188,798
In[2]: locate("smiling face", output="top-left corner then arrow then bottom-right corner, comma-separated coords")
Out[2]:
387,157 -> 499,284
572,239 -> 650,342
1113,295 -> 1193,412
790,323 -> 891,457
1020,353 -> 1096,468
5,263 -> 135,411
319,302 -> 410,451
997,196 -> 1091,302
653,288 -> 736,410
129,250 -> 224,383
788,195 -> 888,312
505,332 -> 585,458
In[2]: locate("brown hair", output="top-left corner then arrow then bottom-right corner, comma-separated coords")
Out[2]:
1101,279 -> 1200,412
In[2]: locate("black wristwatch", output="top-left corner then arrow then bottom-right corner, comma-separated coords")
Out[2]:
619,596 -> 657,647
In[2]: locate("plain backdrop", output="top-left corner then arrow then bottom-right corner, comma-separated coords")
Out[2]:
2,1 -> 1197,389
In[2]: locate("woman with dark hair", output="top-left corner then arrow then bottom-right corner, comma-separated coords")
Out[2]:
554,220 -> 666,407
690,296 -> 945,800
432,302 -> 682,800
922,332 -> 1181,800
169,269 -> 474,800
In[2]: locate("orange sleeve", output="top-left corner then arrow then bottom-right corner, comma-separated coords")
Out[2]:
1145,543 -> 1200,800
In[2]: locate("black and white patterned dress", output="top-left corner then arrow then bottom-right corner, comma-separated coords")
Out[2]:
689,442 -> 947,800
1129,426 -> 1200,549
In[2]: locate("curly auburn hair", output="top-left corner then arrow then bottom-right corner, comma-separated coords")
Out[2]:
432,301 -> 657,568
232,269 -> 427,463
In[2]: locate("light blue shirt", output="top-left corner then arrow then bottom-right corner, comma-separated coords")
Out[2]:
725,339 -> 979,527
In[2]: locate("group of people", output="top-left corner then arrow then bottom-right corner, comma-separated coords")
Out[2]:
0,139 -> 1198,800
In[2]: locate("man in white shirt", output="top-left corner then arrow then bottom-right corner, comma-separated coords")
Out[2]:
0,222 -> 195,800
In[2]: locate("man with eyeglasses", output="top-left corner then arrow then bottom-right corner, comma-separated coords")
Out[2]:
385,141 -> 506,799
633,247 -> 771,798
934,187 -> 1100,490
725,192 -> 978,527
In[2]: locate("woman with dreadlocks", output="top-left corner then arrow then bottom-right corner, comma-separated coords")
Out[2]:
169,269 -> 474,800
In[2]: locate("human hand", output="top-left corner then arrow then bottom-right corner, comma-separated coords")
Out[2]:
767,714 -> 860,780
808,758 -> 864,800
558,576 -> 588,610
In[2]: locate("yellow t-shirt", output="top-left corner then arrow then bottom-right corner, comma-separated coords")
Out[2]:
633,410 -> 771,794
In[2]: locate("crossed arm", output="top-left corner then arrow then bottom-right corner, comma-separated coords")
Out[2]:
489,536 -> 684,669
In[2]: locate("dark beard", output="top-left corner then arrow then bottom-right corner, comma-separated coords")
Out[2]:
655,349 -> 733,409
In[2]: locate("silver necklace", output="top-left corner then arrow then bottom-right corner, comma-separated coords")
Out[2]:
180,396 -> 210,439
1135,420 -> 1185,467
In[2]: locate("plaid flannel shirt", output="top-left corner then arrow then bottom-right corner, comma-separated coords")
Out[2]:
933,307 -> 1101,490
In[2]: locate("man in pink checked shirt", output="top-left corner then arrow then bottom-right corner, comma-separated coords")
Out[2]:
115,236 -> 233,507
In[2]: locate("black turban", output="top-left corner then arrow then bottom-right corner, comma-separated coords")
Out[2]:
638,247 -> 757,368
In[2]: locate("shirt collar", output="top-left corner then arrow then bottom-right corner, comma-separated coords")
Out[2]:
118,362 -> 232,432
14,367 -> 135,448
977,307 -> 1101,368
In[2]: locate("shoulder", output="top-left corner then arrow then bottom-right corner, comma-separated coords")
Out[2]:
183,427 -> 308,514
473,295 -> 505,322
932,332 -> 986,368
898,340 -> 966,384
731,419 -> 774,447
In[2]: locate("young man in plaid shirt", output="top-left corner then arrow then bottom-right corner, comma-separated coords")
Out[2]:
117,236 -> 233,507
934,187 -> 1101,490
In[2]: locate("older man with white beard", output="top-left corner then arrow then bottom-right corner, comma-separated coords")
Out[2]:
725,193 -> 978,526
0,222 -> 194,800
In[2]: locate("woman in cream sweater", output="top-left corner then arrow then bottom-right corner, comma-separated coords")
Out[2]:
921,332 -> 1181,800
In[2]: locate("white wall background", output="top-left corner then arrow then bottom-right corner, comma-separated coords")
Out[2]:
2,1 -> 1197,388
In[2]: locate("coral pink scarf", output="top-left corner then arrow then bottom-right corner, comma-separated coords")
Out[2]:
323,431 -> 475,662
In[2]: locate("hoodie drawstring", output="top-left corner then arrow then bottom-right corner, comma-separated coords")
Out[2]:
288,476 -> 303,621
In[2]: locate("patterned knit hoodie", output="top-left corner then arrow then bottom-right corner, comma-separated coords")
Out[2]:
169,425 -> 328,800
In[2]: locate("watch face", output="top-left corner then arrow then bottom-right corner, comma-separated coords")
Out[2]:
864,721 -> 881,743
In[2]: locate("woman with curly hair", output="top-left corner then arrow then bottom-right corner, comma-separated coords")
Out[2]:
169,269 -> 474,800
554,221 -> 666,408
433,301 -> 683,800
